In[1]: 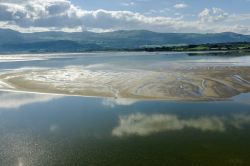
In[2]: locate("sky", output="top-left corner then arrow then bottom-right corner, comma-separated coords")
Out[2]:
0,0 -> 250,34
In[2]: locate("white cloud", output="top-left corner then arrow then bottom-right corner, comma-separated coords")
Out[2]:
0,0 -> 196,33
0,0 -> 184,30
122,2 -> 136,7
0,1 -> 250,34
199,8 -> 228,23
174,3 -> 188,9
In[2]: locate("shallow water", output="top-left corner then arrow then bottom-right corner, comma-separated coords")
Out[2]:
0,91 -> 250,166
0,52 -> 250,165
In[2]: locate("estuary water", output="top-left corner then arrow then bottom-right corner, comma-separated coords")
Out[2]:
0,51 -> 250,166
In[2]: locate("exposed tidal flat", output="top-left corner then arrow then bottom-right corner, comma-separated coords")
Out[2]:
0,51 -> 250,101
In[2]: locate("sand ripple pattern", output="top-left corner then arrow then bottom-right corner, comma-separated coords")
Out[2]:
0,66 -> 250,100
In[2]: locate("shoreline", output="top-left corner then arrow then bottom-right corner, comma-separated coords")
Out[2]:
1,87 -> 250,105
0,48 -> 249,56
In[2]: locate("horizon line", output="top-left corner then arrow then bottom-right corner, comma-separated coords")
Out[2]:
0,28 -> 248,35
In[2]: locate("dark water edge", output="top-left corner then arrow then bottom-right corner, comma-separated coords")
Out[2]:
0,91 -> 250,166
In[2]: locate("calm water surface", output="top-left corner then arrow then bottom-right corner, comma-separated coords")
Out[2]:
0,52 -> 250,166
0,91 -> 250,166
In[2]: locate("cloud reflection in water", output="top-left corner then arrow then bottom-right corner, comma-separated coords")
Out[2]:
0,92 -> 62,109
112,113 -> 250,137
102,98 -> 138,108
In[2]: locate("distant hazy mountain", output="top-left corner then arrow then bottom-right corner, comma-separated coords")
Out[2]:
0,29 -> 250,52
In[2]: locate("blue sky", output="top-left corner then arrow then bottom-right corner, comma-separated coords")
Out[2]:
0,0 -> 250,34
71,0 -> 250,14
72,0 -> 250,20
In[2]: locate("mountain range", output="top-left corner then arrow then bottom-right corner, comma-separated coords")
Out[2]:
0,28 -> 250,52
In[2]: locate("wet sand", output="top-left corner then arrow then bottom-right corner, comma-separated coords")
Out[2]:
0,65 -> 250,101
